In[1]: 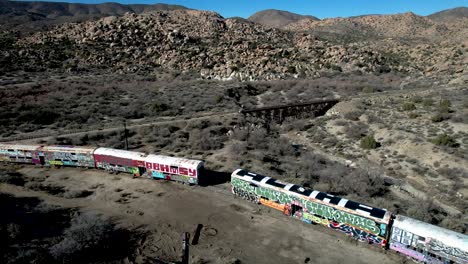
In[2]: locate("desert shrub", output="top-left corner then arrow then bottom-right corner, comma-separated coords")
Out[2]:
343,110 -> 363,121
0,171 -> 25,186
440,217 -> 466,234
189,128 -> 224,151
50,212 -> 113,259
431,112 -> 450,122
451,113 -> 468,124
360,135 -> 379,149
343,122 -> 368,140
406,199 -> 441,224
362,87 -> 374,93
430,134 -> 459,148
268,137 -> 295,157
229,141 -> 247,158
438,98 -> 451,113
402,102 -> 416,111
247,128 -> 269,150
411,96 -> 423,104
317,164 -> 386,198
422,98 -> 434,107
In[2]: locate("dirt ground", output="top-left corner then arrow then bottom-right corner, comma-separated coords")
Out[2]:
1,165 -> 406,264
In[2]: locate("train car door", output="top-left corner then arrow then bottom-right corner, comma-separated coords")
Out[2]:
138,167 -> 146,177
38,152 -> 45,165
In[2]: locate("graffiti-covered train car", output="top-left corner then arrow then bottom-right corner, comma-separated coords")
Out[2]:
390,215 -> 468,264
38,145 -> 97,168
0,144 -> 42,164
93,147 -> 147,176
144,154 -> 204,185
231,169 -> 392,246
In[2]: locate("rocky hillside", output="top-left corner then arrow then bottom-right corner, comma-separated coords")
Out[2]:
248,9 -> 319,28
428,7 -> 468,22
0,0 -> 187,32
2,10 -> 414,79
284,12 -> 468,42
1,9 -> 466,82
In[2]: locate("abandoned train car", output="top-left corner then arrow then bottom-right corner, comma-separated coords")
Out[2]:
145,154 -> 204,185
390,215 -> 467,264
231,169 -> 391,246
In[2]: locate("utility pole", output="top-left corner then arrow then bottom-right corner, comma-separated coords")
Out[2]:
124,120 -> 129,150
181,232 -> 190,264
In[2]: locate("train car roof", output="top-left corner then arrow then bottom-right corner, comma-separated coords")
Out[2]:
40,145 -> 97,154
0,143 -> 42,151
394,215 -> 468,252
93,147 -> 147,160
232,169 -> 391,223
145,154 -> 203,169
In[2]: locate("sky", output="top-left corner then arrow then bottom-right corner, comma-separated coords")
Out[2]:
25,0 -> 468,19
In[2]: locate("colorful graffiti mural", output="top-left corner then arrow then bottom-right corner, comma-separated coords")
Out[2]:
44,151 -> 95,167
231,177 -> 385,238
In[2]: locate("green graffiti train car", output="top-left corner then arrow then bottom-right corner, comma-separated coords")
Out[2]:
231,168 -> 391,246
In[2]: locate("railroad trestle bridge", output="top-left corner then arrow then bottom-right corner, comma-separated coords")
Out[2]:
239,98 -> 339,124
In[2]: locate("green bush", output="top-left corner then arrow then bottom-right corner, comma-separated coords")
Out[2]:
431,113 -> 450,123
438,98 -> 451,113
402,102 -> 416,111
411,96 -> 423,104
362,87 -> 375,93
423,98 -> 434,107
430,134 -> 459,148
360,135 -> 379,149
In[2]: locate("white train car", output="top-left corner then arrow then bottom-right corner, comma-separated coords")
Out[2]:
390,215 -> 468,264
144,154 -> 204,185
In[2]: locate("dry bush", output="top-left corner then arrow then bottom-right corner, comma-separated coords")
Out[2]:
343,122 -> 368,140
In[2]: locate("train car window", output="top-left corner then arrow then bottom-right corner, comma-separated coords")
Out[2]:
370,208 -> 386,219
72,160 -> 78,162
7,149 -> 14,152
252,175 -> 265,182
26,157 -> 32,159
266,178 -> 286,188
315,192 -> 327,201
328,197 -> 341,205
71,153 -> 76,155
55,159 -> 61,161
344,200 -> 359,210
235,170 -> 247,176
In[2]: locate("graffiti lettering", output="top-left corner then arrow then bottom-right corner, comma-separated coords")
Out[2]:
428,239 -> 468,261
233,187 -> 259,203
329,222 -> 384,245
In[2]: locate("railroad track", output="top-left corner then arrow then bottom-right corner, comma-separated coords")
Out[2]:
0,111 -> 237,143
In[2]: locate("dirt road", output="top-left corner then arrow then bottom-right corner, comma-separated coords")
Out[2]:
0,166 -> 405,263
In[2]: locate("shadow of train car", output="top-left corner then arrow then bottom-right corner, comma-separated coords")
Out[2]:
390,215 -> 468,264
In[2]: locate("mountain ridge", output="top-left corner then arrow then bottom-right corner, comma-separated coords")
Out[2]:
248,9 -> 319,28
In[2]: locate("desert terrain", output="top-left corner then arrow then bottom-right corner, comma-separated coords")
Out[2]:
0,1 -> 467,263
